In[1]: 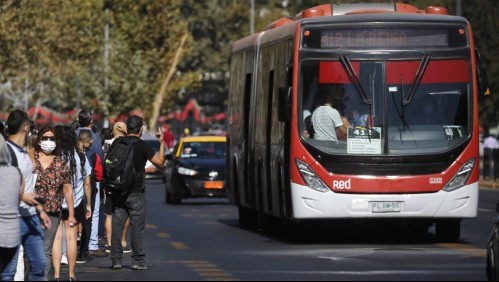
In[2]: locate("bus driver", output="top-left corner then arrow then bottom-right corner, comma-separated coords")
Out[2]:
311,91 -> 351,142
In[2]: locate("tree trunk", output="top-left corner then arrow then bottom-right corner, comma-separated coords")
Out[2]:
148,33 -> 189,132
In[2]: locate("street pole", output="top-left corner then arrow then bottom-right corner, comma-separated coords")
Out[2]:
250,0 -> 255,35
456,0 -> 462,16
76,76 -> 80,112
104,8 -> 110,92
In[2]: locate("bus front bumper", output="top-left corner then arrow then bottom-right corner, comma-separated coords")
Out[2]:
290,182 -> 478,220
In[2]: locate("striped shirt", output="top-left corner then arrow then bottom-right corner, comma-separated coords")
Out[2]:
312,106 -> 344,142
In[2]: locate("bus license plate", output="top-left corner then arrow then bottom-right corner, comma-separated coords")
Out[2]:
372,202 -> 402,213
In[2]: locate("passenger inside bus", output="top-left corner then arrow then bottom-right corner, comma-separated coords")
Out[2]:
311,86 -> 351,142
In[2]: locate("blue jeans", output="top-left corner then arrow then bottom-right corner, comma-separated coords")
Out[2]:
89,183 -> 101,251
1,215 -> 45,281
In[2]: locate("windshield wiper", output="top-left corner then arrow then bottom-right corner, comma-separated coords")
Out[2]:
402,54 -> 430,106
339,54 -> 372,105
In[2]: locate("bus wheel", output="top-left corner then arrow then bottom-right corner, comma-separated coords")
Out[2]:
436,220 -> 461,242
239,207 -> 259,228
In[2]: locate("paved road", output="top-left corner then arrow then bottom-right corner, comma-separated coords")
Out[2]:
69,181 -> 497,281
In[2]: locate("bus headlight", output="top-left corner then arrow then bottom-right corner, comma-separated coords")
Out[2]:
443,159 -> 476,192
295,159 -> 330,193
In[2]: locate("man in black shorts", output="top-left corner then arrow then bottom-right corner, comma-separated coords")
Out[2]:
110,116 -> 165,270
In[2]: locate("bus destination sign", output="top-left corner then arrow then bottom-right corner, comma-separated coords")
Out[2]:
321,29 -> 449,49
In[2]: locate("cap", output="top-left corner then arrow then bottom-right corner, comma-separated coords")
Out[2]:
126,116 -> 144,131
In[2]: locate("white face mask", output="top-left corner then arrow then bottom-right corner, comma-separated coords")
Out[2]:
40,141 -> 57,154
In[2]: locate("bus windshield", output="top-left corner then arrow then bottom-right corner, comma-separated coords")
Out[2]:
300,58 -> 471,156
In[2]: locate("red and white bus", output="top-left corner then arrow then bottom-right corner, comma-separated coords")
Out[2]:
227,3 -> 490,241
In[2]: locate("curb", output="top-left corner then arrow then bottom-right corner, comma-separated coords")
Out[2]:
480,180 -> 499,189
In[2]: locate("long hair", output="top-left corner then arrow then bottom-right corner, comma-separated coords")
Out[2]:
0,134 -> 12,166
55,126 -> 86,182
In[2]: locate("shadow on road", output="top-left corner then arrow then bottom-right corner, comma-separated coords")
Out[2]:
218,217 -> 456,245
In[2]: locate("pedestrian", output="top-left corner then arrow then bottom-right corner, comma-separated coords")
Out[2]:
2,110 -> 50,282
110,116 -> 165,270
51,126 -> 92,281
103,122 -> 131,254
162,125 -> 176,153
484,129 -> 499,149
0,134 -> 24,274
78,130 -> 108,258
32,127 -> 76,280
76,110 -> 105,256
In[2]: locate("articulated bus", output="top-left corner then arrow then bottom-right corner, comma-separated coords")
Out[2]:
227,3 -> 490,241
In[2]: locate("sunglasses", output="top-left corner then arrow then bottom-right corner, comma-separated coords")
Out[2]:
41,136 -> 56,141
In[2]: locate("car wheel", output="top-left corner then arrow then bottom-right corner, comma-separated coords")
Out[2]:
166,187 -> 182,205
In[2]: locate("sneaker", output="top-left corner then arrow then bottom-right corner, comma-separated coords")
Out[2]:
61,255 -> 68,265
131,261 -> 149,270
122,247 -> 132,254
105,246 -> 111,253
89,249 -> 109,257
69,277 -> 77,281
76,254 -> 86,264
112,261 -> 122,270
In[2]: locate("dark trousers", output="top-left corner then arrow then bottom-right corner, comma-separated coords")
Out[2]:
0,247 -> 18,275
111,192 -> 147,264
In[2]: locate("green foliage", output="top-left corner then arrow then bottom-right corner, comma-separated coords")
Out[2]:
0,0 -> 497,128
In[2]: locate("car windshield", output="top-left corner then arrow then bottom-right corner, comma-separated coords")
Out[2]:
300,58 -> 471,156
180,142 -> 226,159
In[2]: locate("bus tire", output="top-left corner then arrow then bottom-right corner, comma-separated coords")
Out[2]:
436,220 -> 461,242
239,207 -> 258,228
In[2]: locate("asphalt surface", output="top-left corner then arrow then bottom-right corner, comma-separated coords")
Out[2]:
62,180 -> 497,281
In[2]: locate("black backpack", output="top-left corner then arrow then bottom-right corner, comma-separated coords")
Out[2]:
103,137 -> 140,196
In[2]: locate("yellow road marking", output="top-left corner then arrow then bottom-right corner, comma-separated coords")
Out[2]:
198,272 -> 234,278
146,224 -> 158,229
191,268 -> 224,273
437,243 -> 487,258
171,242 -> 189,250
157,232 -> 171,238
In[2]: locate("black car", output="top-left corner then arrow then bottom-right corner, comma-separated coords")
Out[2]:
164,136 -> 226,204
487,203 -> 499,281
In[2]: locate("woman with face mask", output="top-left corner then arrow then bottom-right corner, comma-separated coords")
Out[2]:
32,127 -> 76,281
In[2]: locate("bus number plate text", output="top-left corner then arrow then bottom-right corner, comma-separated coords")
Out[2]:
372,202 -> 402,213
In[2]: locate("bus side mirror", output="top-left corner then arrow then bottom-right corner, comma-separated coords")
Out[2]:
476,49 -> 491,96
278,87 -> 292,122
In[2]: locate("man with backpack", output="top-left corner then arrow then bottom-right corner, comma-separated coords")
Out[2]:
105,116 -> 165,270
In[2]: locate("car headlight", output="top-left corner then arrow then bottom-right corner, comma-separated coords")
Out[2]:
178,167 -> 199,176
443,159 -> 476,192
295,159 -> 330,193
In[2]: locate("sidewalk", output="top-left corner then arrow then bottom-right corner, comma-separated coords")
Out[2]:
480,179 -> 499,189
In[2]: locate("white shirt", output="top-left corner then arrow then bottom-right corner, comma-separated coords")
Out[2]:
312,105 -> 344,142
484,136 -> 499,149
62,151 -> 92,209
7,141 -> 36,217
